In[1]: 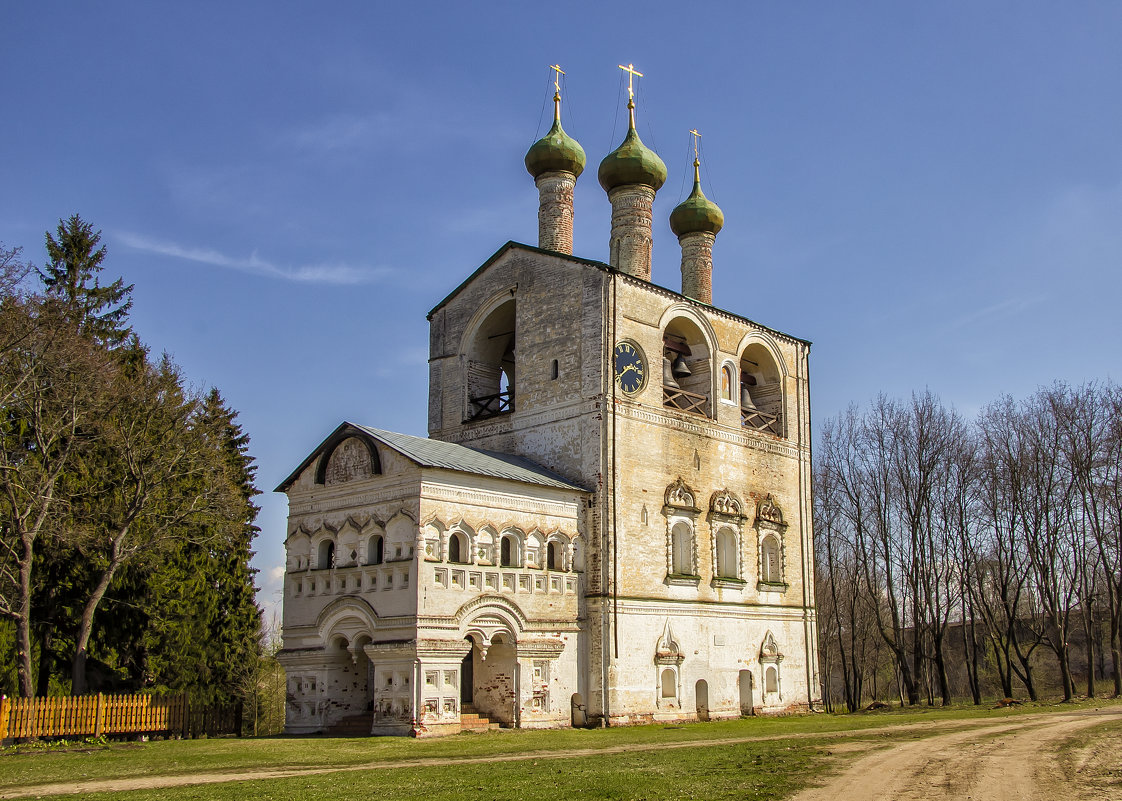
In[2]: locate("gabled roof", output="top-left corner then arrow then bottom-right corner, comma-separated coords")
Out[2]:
425,240 -> 811,347
275,421 -> 587,494
427,240 -> 610,319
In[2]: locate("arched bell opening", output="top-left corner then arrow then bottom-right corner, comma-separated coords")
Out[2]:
739,343 -> 784,437
662,317 -> 711,417
464,297 -> 516,422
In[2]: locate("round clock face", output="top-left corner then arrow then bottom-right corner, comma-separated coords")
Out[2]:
613,340 -> 647,395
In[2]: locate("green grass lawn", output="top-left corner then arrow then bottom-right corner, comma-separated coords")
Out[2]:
74,738 -> 833,801
1,697 -> 1118,800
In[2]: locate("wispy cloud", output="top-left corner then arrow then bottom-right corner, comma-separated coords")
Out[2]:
942,294 -> 1044,333
279,112 -> 393,155
117,232 -> 391,285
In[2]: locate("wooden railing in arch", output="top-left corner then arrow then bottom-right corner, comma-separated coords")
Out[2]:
0,693 -> 243,741
467,389 -> 514,421
663,386 -> 708,416
741,406 -> 783,437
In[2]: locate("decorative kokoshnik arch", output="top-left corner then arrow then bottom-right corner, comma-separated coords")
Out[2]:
454,595 -> 529,657
316,596 -> 380,662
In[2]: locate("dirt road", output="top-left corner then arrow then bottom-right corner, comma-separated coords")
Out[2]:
794,706 -> 1122,801
3,707 -> 1119,799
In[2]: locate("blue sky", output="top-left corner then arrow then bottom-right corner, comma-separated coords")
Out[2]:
4,3 -> 1120,620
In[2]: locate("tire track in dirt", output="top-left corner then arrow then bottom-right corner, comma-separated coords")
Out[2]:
792,707 -> 1122,801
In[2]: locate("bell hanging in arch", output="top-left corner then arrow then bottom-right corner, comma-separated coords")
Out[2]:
671,355 -> 692,379
662,356 -> 681,390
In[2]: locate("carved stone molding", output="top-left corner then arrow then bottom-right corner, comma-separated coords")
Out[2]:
756,494 -> 785,527
708,489 -> 746,520
654,622 -> 685,667
664,477 -> 699,512
421,482 -> 581,519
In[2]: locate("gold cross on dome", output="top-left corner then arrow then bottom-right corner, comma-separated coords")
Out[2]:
550,64 -> 565,94
618,63 -> 643,100
690,129 -> 702,161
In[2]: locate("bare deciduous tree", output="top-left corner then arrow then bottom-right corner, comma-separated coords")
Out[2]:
816,382 -> 1120,707
0,298 -> 114,697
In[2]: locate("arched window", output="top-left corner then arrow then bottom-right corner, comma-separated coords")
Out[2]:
318,540 -> 335,570
661,668 -> 676,698
716,529 -> 737,578
367,534 -> 384,565
547,541 -> 563,571
720,364 -> 734,402
765,665 -> 779,694
500,535 -> 517,567
761,535 -> 782,583
448,532 -> 462,563
671,522 -> 693,575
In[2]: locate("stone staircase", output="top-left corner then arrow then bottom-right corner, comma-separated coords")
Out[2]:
459,704 -> 501,732
325,711 -> 374,736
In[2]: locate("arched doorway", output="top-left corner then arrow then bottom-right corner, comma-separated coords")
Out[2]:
460,638 -> 474,705
462,633 -> 518,727
352,634 -> 374,711
325,635 -> 371,725
570,693 -> 586,728
739,669 -> 755,716
695,679 -> 710,722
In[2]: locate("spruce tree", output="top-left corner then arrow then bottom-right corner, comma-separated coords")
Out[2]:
138,389 -> 262,705
40,215 -> 133,346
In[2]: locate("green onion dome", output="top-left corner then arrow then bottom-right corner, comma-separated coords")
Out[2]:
669,162 -> 724,236
525,99 -> 586,179
597,102 -> 667,192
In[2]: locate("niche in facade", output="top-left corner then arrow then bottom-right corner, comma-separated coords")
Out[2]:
464,297 -> 516,422
314,434 -> 381,485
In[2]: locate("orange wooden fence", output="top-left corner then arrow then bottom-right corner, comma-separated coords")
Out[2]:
0,693 -> 241,740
